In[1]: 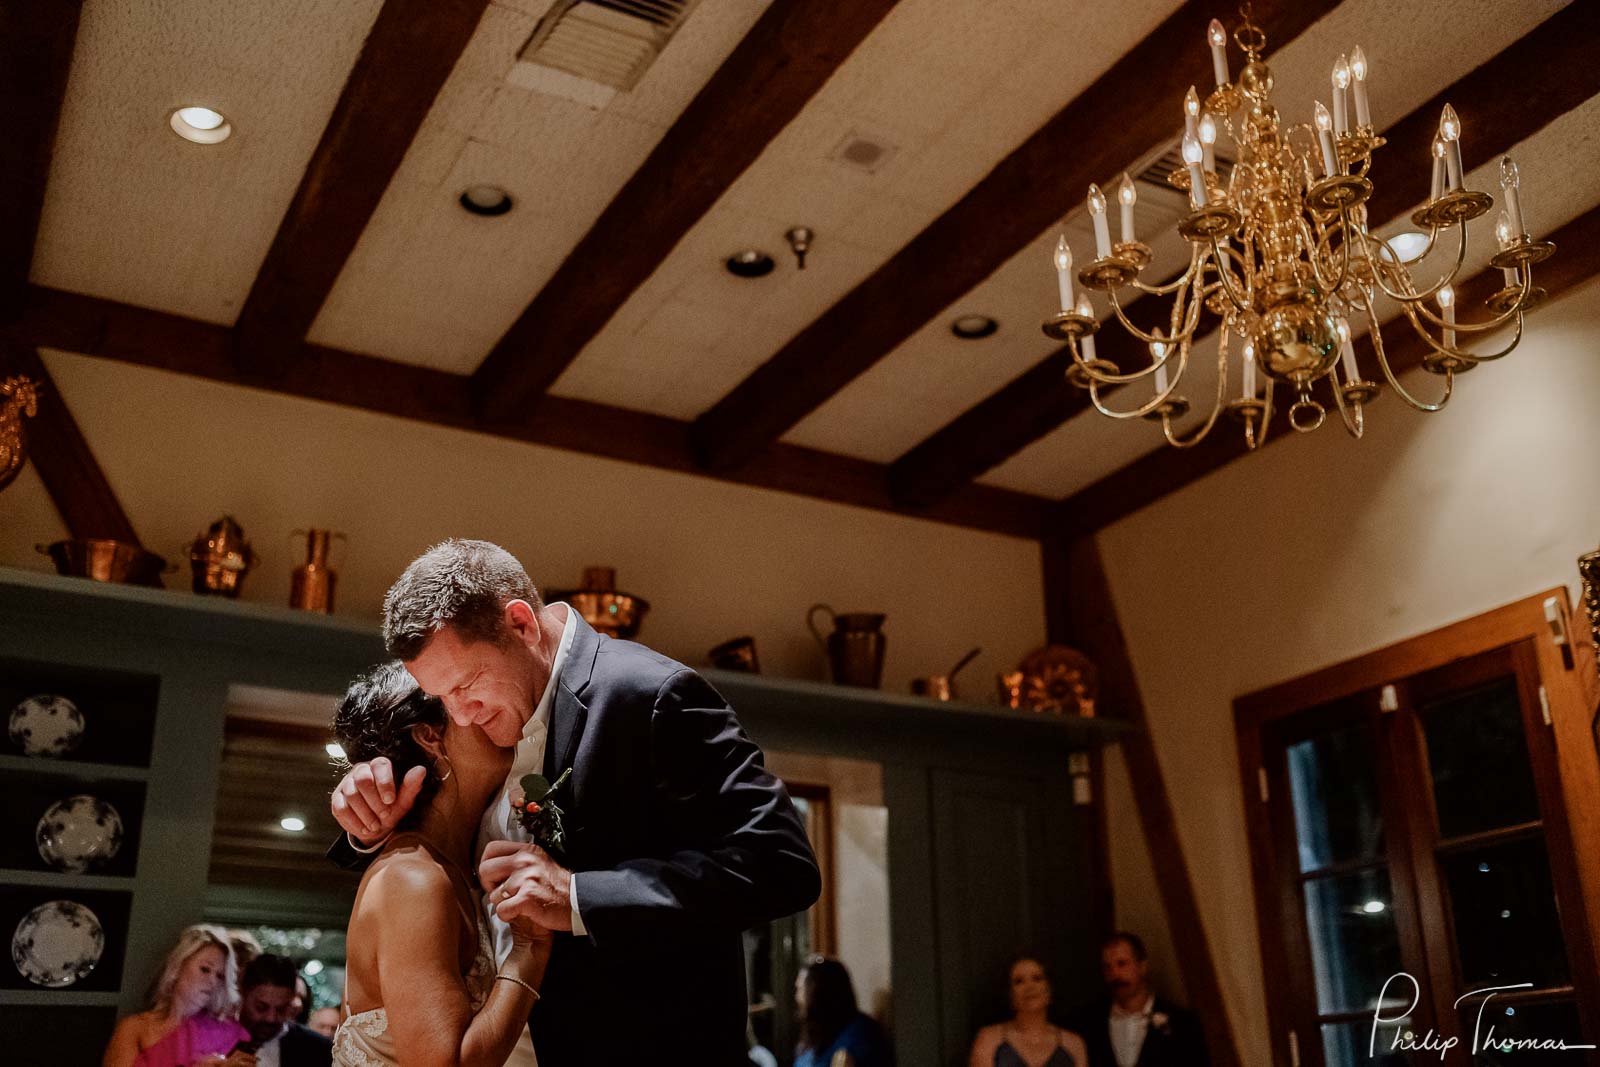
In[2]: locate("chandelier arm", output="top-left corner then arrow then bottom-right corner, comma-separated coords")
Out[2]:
1207,241 -> 1253,304
1362,224 -> 1466,304
1406,284 -> 1528,336
1403,302 -> 1527,363
1129,251 -> 1202,296
1207,237 -> 1253,313
1242,381 -> 1276,451
1367,304 -> 1453,412
1306,210 -> 1354,296
1160,329 -> 1232,448
1086,375 -> 1183,420
1328,368 -> 1365,439
1106,288 -> 1205,348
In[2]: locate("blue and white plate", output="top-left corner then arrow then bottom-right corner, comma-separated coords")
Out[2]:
37,796 -> 123,873
11,900 -> 104,987
8,694 -> 85,758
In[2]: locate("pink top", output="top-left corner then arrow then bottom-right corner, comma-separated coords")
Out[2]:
133,1013 -> 250,1067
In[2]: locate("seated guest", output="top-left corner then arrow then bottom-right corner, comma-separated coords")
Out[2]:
239,954 -> 333,1066
969,957 -> 1088,1067
229,931 -> 263,984
1068,932 -> 1208,1067
103,924 -> 251,1067
307,1008 -> 342,1041
794,957 -> 891,1067
291,973 -> 311,1025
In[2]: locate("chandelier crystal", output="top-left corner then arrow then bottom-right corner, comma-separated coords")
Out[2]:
1042,3 -> 1555,449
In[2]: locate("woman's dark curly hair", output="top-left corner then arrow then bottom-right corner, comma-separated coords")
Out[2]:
332,661 -> 448,829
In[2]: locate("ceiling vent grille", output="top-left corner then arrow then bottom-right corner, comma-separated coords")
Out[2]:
519,0 -> 702,92
1134,140 -> 1234,190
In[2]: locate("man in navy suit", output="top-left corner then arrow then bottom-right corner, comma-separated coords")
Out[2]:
1068,932 -> 1211,1067
329,539 -> 820,1065
238,955 -> 333,1067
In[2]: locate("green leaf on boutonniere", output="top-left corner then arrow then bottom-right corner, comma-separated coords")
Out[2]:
519,766 -> 571,804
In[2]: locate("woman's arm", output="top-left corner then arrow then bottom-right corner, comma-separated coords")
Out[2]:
1064,1030 -> 1089,1067
370,860 -> 550,1067
102,1013 -> 144,1067
968,1024 -> 1000,1067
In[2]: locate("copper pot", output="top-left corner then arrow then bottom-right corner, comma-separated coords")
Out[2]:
37,539 -> 169,586
808,604 -> 887,688
187,515 -> 257,597
550,566 -> 649,639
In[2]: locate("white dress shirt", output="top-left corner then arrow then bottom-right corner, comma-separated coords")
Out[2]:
253,1029 -> 282,1067
476,602 -> 585,966
1109,994 -> 1155,1067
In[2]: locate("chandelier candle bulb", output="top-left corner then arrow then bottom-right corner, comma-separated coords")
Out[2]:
1184,86 -> 1201,143
1430,137 -> 1446,201
1332,55 -> 1350,135
1314,103 -> 1340,177
1242,341 -> 1257,398
1350,47 -> 1371,127
1439,105 -> 1463,189
1075,295 -> 1098,361
1500,156 -> 1524,235
1181,133 -> 1207,207
1118,174 -> 1137,243
1208,19 -> 1229,87
1151,334 -> 1169,394
1087,184 -> 1112,257
1438,284 -> 1456,349
1199,112 -> 1217,172
1496,213 -> 1517,286
1054,236 -> 1075,312
1337,318 -> 1358,381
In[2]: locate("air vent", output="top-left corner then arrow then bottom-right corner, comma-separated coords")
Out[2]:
1135,140 -> 1234,190
519,0 -> 703,92
830,130 -> 899,175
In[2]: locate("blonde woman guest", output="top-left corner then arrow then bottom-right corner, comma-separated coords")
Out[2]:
969,957 -> 1089,1067
103,924 -> 253,1067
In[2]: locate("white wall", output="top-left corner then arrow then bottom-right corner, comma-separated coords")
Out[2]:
1094,275 -> 1600,1064
0,350 -> 1046,697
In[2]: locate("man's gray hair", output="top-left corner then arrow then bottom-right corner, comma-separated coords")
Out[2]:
382,539 -> 541,660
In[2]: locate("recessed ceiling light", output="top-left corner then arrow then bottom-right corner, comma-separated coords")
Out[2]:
1379,231 -> 1429,264
169,106 -> 232,145
951,314 -> 999,339
460,185 -> 514,217
325,742 -> 346,761
279,815 -> 307,833
303,959 -> 325,976
725,249 -> 775,278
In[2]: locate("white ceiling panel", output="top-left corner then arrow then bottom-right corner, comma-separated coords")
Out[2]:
31,0 -> 386,324
307,0 -> 773,372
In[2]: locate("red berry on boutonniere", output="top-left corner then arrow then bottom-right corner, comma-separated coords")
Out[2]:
514,768 -> 572,860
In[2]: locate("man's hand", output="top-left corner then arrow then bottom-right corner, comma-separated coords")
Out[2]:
479,840 -> 574,931
330,756 -> 426,843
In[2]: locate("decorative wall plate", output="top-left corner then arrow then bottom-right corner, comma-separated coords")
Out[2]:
36,796 -> 124,873
11,900 -> 104,987
8,694 -> 85,757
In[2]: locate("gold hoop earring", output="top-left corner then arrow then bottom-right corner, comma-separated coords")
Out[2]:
436,755 -> 453,783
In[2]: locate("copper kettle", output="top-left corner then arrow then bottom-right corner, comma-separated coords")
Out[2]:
187,515 -> 257,597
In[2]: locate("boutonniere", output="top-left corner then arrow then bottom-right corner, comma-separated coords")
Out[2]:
512,767 -> 572,861
1150,1011 -> 1171,1035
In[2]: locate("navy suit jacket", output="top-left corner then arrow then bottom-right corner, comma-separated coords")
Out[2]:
275,1022 -> 332,1067
334,616 -> 821,1066
1068,998 -> 1211,1067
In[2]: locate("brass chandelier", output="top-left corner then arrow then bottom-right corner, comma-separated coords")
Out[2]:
1042,3 -> 1555,449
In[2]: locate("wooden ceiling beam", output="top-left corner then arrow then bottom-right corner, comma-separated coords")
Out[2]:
688,0 -> 1342,474
0,341 -> 146,549
889,1 -> 1600,510
231,0 -> 493,373
0,1 -> 82,319
1050,202 -> 1600,541
9,286 -> 1048,540
470,0 -> 902,423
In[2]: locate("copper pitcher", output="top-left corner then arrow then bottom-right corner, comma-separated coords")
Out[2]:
290,529 -> 344,613
807,604 -> 887,688
187,515 -> 256,597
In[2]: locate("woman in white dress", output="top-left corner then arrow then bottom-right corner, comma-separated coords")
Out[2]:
330,662 -> 551,1066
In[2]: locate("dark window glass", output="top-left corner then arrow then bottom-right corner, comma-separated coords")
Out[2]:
1458,997 -> 1586,1064
1440,836 -> 1568,988
1288,722 -> 1385,873
1304,866 -> 1404,1015
1420,679 -> 1540,839
1321,1017 -> 1413,1067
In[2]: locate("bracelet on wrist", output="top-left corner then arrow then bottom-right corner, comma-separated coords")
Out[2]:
495,973 -> 540,1000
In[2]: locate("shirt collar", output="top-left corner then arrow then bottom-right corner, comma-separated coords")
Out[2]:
1110,994 -> 1155,1019
528,603 -> 577,738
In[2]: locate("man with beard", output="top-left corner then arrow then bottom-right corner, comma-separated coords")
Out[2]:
238,955 -> 332,1067
1067,933 -> 1209,1067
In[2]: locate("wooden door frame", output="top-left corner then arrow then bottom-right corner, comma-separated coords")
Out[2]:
1234,588 -> 1600,1062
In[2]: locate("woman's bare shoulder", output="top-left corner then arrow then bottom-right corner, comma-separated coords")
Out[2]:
364,846 -> 457,909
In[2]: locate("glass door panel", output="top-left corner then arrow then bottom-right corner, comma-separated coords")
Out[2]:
1419,678 -> 1541,839
1438,836 -> 1569,988
1303,866 -> 1406,1016
1288,724 -> 1386,872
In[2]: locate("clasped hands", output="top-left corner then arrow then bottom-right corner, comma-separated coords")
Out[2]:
331,756 -> 574,933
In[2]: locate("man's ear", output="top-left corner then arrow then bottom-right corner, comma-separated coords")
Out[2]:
503,599 -> 539,641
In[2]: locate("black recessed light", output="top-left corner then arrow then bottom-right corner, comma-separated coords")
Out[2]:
460,185 -> 514,217
951,314 -> 999,339
725,249 -> 775,278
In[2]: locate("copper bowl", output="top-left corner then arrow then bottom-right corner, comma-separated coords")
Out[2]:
554,590 -> 649,640
37,539 -> 169,586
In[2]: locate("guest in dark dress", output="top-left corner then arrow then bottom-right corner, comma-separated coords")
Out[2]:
794,957 -> 892,1067
968,957 -> 1088,1067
